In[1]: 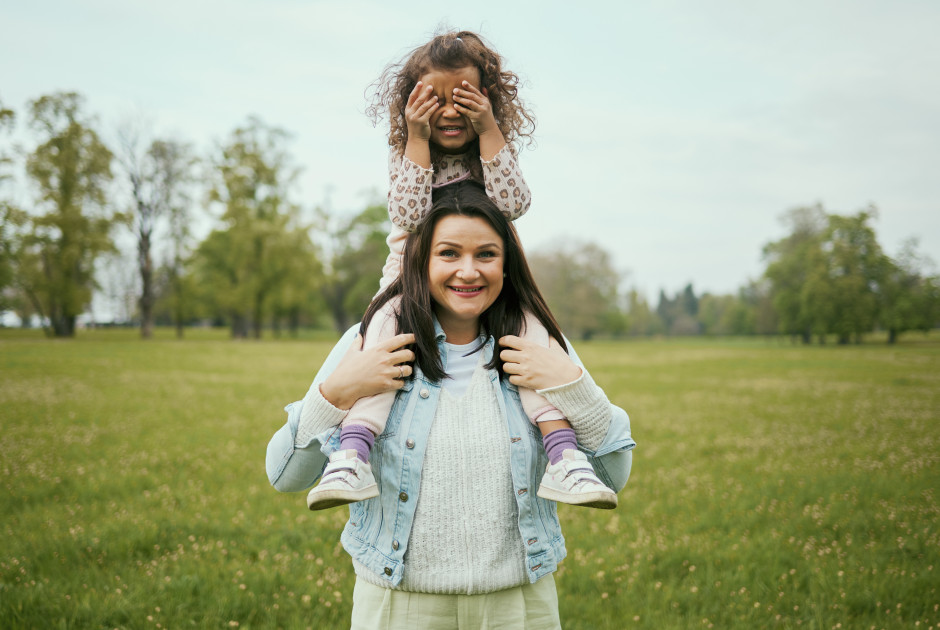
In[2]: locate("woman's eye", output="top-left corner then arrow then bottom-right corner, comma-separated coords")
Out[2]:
478,251 -> 496,259
439,249 -> 458,258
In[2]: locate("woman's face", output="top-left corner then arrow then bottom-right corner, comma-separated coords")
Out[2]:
427,214 -> 504,342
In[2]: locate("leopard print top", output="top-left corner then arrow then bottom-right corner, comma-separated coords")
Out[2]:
387,144 -> 530,232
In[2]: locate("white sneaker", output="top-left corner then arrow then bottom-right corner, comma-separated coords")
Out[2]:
536,449 -> 618,509
307,449 -> 379,511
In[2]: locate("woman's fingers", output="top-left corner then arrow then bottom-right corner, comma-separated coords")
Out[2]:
379,333 -> 415,352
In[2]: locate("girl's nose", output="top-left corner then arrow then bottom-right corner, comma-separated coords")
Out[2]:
439,101 -> 460,118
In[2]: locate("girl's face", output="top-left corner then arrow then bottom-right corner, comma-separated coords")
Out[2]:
427,214 -> 504,342
418,66 -> 482,154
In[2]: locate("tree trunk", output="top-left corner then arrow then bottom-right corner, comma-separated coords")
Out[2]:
231,312 -> 248,339
289,307 -> 300,337
888,328 -> 897,344
252,290 -> 264,339
172,270 -> 184,339
139,229 -> 154,339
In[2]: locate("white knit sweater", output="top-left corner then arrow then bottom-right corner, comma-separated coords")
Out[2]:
353,360 -> 527,594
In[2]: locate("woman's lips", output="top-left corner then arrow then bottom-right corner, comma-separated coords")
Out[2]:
449,286 -> 483,296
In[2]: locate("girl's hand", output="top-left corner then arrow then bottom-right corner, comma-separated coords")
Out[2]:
498,335 -> 582,390
404,81 -> 439,142
453,82 -> 500,136
319,333 -> 416,410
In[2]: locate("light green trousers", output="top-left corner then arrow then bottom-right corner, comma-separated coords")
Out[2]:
350,575 -> 562,629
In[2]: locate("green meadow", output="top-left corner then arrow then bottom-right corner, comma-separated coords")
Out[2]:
1,329 -> 938,629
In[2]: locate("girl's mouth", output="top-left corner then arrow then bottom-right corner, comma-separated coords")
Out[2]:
439,126 -> 464,137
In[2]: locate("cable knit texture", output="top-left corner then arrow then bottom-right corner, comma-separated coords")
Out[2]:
295,388 -> 346,448
537,370 -> 613,452
354,361 -> 527,594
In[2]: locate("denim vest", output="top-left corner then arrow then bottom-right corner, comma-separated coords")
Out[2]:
266,322 -> 636,588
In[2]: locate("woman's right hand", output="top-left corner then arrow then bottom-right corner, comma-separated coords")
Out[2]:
319,333 -> 416,410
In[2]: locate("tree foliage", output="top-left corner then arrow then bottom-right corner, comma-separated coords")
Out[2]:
319,203 -> 389,333
529,241 -> 622,340
196,117 -> 312,338
17,92 -> 120,337
119,126 -> 198,338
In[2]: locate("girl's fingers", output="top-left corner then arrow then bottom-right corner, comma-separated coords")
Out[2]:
407,82 -> 424,106
416,97 -> 439,117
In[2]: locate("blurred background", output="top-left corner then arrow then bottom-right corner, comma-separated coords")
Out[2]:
2,0 -> 938,340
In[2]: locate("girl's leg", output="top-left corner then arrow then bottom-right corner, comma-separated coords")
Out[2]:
518,314 -> 617,509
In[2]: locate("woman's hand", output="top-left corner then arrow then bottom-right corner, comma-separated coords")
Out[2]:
319,333 -> 416,410
498,335 -> 582,390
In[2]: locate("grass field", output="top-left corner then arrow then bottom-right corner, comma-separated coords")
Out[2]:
1,328 -> 938,629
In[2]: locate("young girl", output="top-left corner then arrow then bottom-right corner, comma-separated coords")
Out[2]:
305,30 -> 617,511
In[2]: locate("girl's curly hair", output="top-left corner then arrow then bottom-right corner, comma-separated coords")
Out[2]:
366,30 -> 536,154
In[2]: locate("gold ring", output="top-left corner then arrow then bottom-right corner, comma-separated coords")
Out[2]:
398,365 -> 404,379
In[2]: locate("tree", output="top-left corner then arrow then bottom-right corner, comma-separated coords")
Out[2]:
763,205 -> 827,343
118,126 -> 198,338
656,283 -> 701,335
623,288 -> 663,336
201,117 -> 306,338
878,239 -> 940,343
319,203 -> 389,333
0,98 -> 20,311
529,241 -> 623,340
18,92 -> 119,337
807,209 -> 885,344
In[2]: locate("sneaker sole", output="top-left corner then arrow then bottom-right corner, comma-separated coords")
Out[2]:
536,486 -> 618,509
307,484 -> 379,511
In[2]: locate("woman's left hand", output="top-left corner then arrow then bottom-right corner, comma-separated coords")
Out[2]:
499,335 -> 582,390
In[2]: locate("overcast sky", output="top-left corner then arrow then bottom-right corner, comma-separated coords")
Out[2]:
3,0 -> 938,302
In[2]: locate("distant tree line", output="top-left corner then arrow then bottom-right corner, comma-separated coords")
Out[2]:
1,92 -> 937,343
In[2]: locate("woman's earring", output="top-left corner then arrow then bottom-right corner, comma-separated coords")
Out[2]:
503,272 -> 507,277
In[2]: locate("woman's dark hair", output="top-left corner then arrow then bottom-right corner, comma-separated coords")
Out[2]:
360,180 -> 566,383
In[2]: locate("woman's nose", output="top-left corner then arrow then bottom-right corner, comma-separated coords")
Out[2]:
456,257 -> 479,280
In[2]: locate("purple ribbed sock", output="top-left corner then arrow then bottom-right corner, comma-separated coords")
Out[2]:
542,427 -> 577,465
340,425 -> 375,463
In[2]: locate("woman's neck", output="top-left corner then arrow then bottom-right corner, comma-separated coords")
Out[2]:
436,311 -> 481,345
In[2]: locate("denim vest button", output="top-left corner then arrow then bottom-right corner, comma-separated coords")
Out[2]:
384,567 -> 393,576
392,540 -> 400,550
399,492 -> 408,502
406,439 -> 415,449
419,388 -> 430,398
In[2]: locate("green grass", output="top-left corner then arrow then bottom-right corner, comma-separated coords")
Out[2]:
1,330 -> 938,629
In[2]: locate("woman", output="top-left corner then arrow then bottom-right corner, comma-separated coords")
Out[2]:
266,181 -> 636,628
